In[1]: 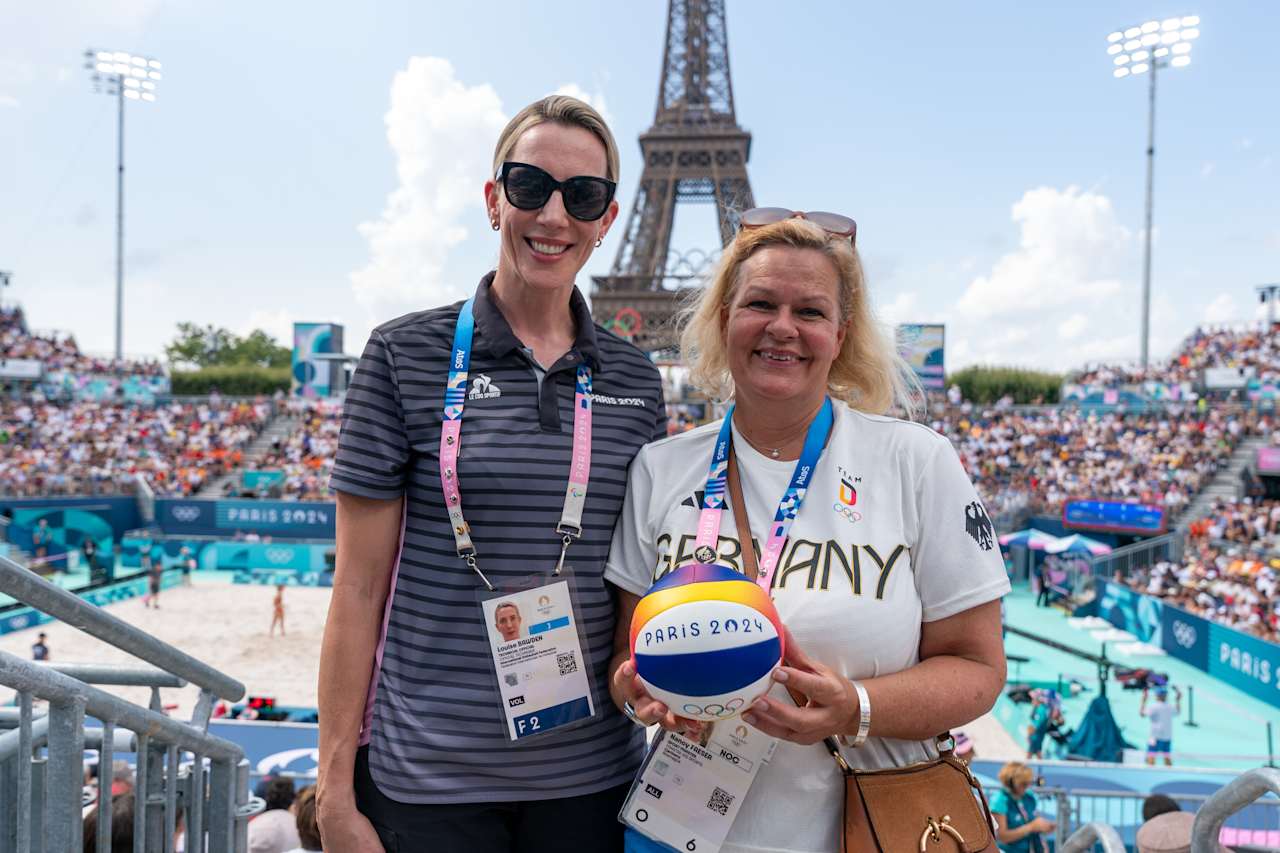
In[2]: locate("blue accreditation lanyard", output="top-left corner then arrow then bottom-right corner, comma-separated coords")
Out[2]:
693,397 -> 834,591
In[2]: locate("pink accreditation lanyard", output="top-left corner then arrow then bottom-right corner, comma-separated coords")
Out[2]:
691,397 -> 833,592
440,295 -> 593,591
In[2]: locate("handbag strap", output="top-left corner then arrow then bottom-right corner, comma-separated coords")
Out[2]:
727,448 -> 854,775
726,449 -> 761,582
726,445 -> 959,779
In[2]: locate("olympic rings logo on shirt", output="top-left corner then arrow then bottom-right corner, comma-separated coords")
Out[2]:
681,698 -> 746,718
832,502 -> 863,524
1172,620 -> 1198,649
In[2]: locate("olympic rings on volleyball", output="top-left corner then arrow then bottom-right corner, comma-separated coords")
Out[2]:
681,698 -> 746,718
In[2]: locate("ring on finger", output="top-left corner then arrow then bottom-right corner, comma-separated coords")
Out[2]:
622,700 -> 645,726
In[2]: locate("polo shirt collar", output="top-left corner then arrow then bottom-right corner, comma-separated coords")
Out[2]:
471,271 -> 603,369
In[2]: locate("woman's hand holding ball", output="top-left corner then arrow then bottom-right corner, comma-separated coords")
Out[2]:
610,655 -> 704,739
742,627 -> 859,746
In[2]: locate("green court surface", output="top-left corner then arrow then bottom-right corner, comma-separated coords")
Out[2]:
998,584 -> 1280,769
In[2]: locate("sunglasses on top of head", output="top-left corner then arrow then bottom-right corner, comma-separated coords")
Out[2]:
739,207 -> 857,246
496,161 -> 617,222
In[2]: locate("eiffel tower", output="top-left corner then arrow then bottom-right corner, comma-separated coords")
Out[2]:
591,0 -> 755,352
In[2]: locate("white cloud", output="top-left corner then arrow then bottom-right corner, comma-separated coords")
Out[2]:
947,185 -> 1143,371
348,62 -> 614,327
551,83 -> 613,128
1057,313 -> 1088,340
955,186 -> 1129,321
0,95 -> 17,109
877,291 -> 918,327
349,57 -> 508,319
240,309 -> 297,347
1203,293 -> 1237,325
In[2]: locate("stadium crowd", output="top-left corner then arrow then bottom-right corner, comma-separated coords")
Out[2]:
1,305 -> 165,377
0,399 -> 270,497
932,405 -> 1252,519
1072,323 -> 1280,390
1122,543 -> 1279,644
250,399 -> 343,501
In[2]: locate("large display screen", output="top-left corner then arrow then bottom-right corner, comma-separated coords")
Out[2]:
1258,447 -> 1280,476
895,324 -> 945,391
1062,499 -> 1166,535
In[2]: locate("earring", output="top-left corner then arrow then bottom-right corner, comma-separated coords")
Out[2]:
491,219 -> 500,231
594,236 -> 604,248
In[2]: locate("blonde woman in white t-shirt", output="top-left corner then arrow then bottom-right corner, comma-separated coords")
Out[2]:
604,213 -> 1010,853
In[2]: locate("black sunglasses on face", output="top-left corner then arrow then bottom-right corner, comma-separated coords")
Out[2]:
497,161 -> 617,222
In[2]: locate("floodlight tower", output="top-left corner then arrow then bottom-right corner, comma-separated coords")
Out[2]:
83,49 -> 162,362
1106,16 -> 1199,369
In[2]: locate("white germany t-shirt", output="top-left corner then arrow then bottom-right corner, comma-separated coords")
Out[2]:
605,400 -> 1010,853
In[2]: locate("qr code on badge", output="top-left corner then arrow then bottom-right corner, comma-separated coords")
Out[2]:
706,786 -> 734,816
556,652 -> 578,676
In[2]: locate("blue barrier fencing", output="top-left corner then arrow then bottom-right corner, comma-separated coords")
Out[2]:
0,496 -> 141,545
1096,581 -> 1280,711
119,536 -> 334,586
0,569 -> 184,636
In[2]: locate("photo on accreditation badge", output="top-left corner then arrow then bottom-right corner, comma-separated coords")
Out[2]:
481,581 -> 596,740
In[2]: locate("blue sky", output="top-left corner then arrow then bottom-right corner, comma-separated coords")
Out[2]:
2,0 -> 1276,371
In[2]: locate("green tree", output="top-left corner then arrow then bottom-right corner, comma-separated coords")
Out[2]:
165,324 -> 290,369
164,322 -> 237,369
225,329 -> 292,369
947,366 -> 1064,405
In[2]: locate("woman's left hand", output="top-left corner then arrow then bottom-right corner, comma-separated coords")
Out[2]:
741,627 -> 859,746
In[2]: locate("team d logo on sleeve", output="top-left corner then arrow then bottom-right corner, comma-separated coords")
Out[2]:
964,501 -> 994,551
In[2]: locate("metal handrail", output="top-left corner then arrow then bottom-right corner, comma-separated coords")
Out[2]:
0,653 -> 243,761
1192,767 -> 1280,853
38,661 -> 186,688
0,554 -> 243,702
1060,822 -> 1126,853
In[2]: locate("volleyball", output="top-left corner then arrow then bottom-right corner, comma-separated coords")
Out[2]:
629,563 -> 785,721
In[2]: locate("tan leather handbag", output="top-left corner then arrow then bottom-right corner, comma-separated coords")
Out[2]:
823,734 -> 997,853
725,452 -> 998,852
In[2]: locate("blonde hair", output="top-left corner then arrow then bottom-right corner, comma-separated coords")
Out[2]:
492,95 -> 620,182
679,218 -> 919,415
997,761 -> 1035,791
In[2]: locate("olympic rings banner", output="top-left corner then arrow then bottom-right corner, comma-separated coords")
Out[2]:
1097,581 -> 1280,710
156,498 -> 335,538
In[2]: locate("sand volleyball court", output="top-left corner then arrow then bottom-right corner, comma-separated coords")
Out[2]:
0,578 -> 332,718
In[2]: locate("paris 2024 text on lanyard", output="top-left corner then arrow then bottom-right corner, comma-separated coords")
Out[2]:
620,397 -> 833,853
441,295 -> 596,742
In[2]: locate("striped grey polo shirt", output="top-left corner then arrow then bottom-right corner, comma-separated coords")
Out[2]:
330,273 -> 666,804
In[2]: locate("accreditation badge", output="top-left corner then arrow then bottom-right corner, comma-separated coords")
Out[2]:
620,723 -> 777,853
479,576 -> 596,741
